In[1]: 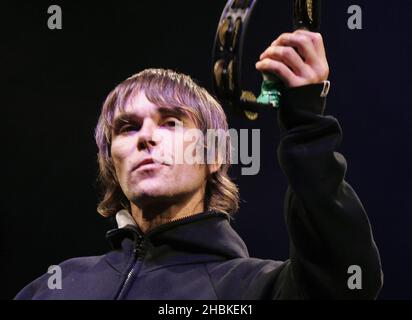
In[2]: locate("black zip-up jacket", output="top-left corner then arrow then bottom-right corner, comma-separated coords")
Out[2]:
15,83 -> 383,299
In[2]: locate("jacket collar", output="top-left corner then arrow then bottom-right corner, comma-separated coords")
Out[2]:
115,209 -> 138,229
104,210 -> 249,273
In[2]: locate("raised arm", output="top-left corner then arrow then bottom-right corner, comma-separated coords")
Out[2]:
256,30 -> 383,299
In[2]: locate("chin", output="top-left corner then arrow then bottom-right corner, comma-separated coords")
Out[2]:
129,190 -> 177,210
129,184 -> 170,203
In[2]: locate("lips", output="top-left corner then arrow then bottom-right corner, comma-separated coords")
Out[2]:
137,158 -> 155,169
133,157 -> 164,172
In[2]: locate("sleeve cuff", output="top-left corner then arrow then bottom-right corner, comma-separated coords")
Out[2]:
277,81 -> 330,132
282,81 -> 329,115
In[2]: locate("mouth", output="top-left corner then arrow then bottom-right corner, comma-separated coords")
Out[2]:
136,162 -> 163,171
133,158 -> 165,172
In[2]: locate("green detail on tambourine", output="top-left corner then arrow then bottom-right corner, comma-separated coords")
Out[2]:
257,80 -> 282,109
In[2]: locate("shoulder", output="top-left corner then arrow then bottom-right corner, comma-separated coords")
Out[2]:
14,254 -> 108,300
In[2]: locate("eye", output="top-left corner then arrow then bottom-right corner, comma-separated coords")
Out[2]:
119,124 -> 139,133
162,118 -> 182,128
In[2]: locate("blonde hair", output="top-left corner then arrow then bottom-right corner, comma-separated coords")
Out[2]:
95,68 -> 240,217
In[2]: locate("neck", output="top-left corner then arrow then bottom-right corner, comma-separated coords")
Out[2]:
130,188 -> 206,234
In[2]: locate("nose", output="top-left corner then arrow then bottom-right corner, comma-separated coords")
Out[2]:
137,119 -> 157,151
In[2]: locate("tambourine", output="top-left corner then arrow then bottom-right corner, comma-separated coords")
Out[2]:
212,0 -> 322,120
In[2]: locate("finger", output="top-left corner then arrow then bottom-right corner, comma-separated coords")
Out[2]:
294,30 -> 329,80
255,59 -> 299,87
259,46 -> 311,77
273,33 -> 318,65
294,30 -> 326,57
270,32 -> 292,47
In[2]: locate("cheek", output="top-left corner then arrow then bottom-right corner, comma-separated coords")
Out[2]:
153,129 -> 204,165
178,164 -> 207,185
110,138 -> 135,173
111,136 -> 136,155
185,135 -> 205,165
158,133 -> 191,166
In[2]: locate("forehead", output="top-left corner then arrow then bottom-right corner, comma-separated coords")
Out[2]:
114,91 -> 158,117
112,91 -> 194,124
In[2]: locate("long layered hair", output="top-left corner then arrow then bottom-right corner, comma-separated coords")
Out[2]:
94,68 -> 239,217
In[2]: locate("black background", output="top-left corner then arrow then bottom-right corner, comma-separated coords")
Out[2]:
1,0 -> 411,299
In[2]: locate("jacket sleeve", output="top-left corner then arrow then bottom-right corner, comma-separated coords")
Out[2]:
273,83 -> 383,299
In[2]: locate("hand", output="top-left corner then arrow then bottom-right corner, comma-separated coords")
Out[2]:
255,30 -> 329,88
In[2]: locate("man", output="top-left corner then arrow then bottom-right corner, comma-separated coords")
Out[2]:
15,30 -> 383,299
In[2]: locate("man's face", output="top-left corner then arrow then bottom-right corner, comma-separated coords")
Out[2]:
110,91 -> 209,208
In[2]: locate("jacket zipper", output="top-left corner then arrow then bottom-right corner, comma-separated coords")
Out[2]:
116,234 -> 145,299
113,211 -> 225,299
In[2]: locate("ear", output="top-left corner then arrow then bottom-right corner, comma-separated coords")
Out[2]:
205,143 -> 224,175
207,162 -> 221,175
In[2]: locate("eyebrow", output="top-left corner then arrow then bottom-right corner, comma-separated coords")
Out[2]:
111,106 -> 187,130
